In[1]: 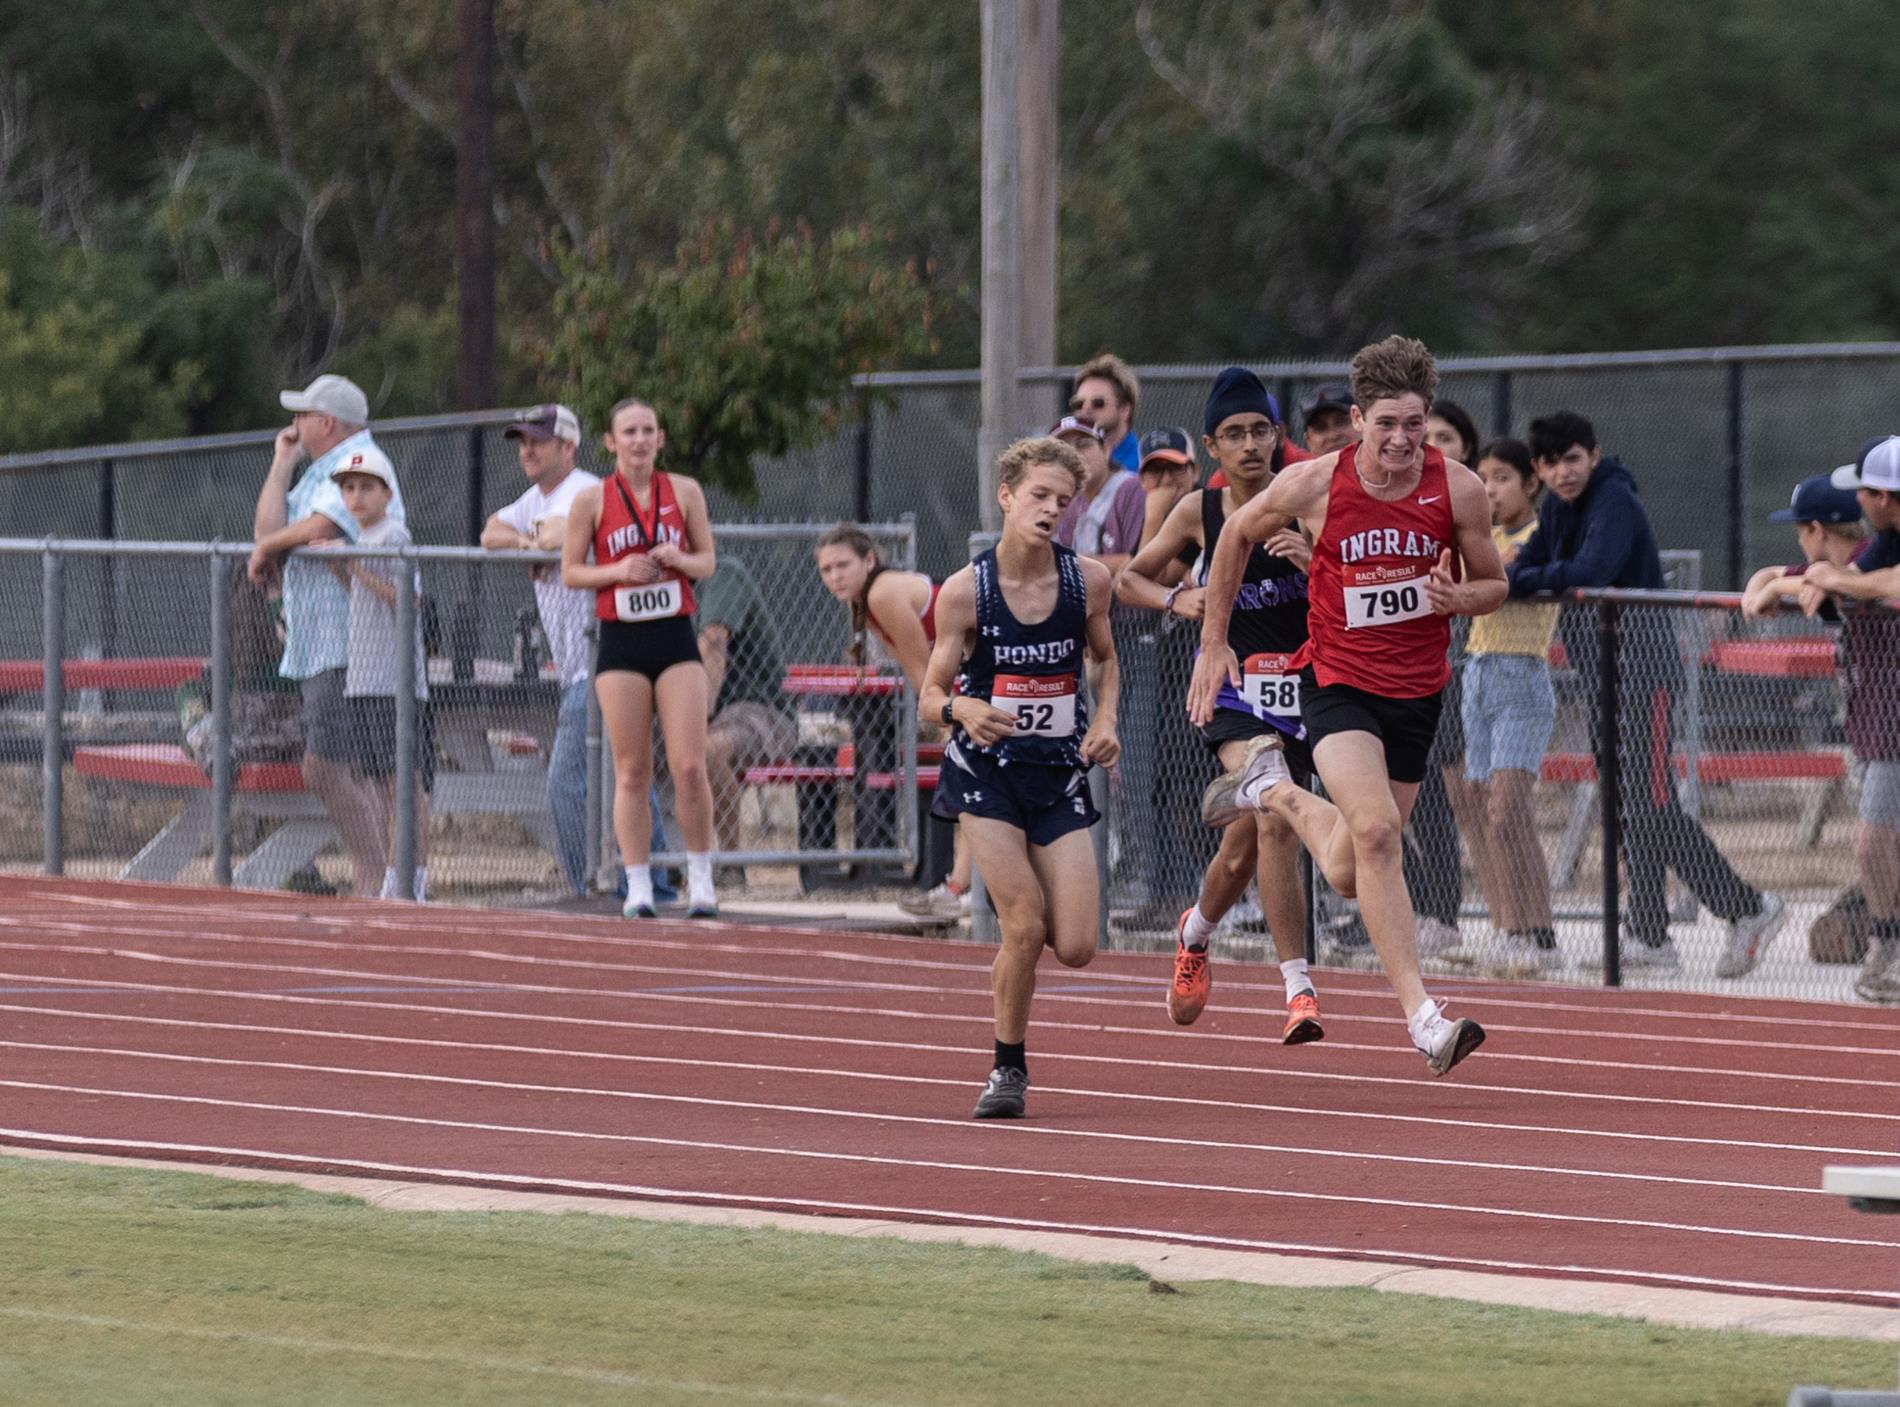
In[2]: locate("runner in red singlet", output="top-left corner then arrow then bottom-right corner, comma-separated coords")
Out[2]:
563,397 -> 722,919
1187,337 -> 1508,1076
814,522 -> 972,919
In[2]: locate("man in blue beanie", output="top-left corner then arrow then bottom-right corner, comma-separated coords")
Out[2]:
1120,366 -> 1326,1042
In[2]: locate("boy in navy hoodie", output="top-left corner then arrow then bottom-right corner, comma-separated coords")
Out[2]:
1508,411 -> 1786,978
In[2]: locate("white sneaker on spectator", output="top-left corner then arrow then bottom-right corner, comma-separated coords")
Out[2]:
1715,892 -> 1787,979
1854,939 -> 1900,1004
1483,933 -> 1563,979
1617,935 -> 1681,972
1414,917 -> 1462,960
898,883 -> 969,922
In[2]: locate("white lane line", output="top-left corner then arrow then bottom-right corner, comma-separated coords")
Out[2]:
13,899 -> 1900,1040
0,1080 -> 1891,1251
3,1002 -> 1885,1158
4,941 -> 1898,1080
1,970 -> 1894,1123
3,1038 -> 1836,1198
0,1306 -> 897,1406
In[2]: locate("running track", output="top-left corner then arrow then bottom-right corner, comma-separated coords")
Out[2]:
2,877 -> 1898,1308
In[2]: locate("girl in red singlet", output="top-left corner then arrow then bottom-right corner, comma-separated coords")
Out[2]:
815,524 -> 972,918
563,398 -> 721,918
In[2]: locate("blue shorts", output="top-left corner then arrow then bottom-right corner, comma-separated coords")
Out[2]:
937,741 -> 1098,848
1859,760 -> 1900,829
1461,652 -> 1555,782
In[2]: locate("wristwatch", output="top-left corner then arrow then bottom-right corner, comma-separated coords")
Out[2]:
940,700 -> 956,726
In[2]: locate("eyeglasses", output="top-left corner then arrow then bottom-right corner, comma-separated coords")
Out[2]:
1068,394 -> 1116,413
1215,424 -> 1278,447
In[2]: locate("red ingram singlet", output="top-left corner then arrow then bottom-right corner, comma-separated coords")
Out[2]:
1297,442 -> 1457,699
592,470 -> 698,623
871,575 -> 941,650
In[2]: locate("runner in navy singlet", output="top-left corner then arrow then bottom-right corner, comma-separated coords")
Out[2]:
919,436 -> 1121,1120
1119,367 -> 1326,1044
563,397 -> 722,919
1188,338 -> 1507,1077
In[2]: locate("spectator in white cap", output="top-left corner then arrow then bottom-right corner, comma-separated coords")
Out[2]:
249,373 -> 407,896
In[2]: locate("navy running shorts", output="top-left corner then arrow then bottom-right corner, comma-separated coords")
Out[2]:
936,741 -> 1098,847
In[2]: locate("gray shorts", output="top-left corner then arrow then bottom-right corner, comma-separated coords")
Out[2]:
299,667 -> 354,765
1860,759 -> 1900,829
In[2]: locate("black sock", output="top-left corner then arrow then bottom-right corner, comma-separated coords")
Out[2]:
1873,919 -> 1900,944
993,1039 -> 1026,1075
1527,926 -> 1557,950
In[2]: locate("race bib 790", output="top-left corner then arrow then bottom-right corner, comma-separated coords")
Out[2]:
612,579 -> 684,622
1343,572 -> 1430,629
990,673 -> 1077,737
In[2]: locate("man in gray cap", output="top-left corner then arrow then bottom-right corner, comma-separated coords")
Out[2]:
249,373 -> 408,896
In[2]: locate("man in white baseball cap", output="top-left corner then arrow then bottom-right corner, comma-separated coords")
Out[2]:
248,372 -> 408,896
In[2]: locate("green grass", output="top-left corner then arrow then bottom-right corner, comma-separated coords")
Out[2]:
0,1154 -> 1892,1407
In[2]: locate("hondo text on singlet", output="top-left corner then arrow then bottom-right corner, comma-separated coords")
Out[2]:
954,544 -> 1089,767
1298,442 -> 1457,698
1201,487 -> 1310,737
592,471 -> 698,623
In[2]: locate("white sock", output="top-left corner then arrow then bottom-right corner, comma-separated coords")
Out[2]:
411,866 -> 428,903
1236,753 -> 1291,810
686,851 -> 716,902
380,868 -> 398,900
1181,905 -> 1217,951
1408,998 -> 1443,1039
1280,958 -> 1311,1001
624,867 -> 654,912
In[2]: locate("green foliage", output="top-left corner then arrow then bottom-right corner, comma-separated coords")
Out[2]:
537,224 -> 935,497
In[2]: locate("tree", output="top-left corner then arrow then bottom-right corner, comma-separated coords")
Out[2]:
535,224 -> 935,497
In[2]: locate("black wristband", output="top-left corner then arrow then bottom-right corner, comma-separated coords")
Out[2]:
940,699 -> 956,726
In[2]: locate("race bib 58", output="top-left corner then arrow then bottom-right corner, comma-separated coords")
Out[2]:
990,673 -> 1077,737
612,579 -> 684,622
1241,652 -> 1301,718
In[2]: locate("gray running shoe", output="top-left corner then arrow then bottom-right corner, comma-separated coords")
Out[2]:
1716,892 -> 1787,979
1854,939 -> 1900,1005
1199,732 -> 1289,828
972,1066 -> 1028,1119
1578,934 -> 1681,973
1412,1002 -> 1486,1076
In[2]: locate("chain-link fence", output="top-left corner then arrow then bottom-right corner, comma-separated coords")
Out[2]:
1,522 -> 921,905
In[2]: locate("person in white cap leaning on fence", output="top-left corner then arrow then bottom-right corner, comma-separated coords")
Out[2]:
1802,436 -> 1900,1002
249,373 -> 408,897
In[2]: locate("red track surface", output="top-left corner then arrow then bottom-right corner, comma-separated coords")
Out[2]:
2,876 -> 1898,1308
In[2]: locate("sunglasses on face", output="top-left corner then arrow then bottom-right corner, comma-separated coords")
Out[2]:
1068,394 -> 1117,413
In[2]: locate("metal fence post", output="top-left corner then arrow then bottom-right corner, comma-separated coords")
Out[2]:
1595,597 -> 1623,987
1491,370 -> 1513,439
586,665 -> 609,891
394,546 -> 419,900
209,550 -> 235,886
1726,360 -> 1745,590
42,546 -> 64,876
967,529 -> 1001,943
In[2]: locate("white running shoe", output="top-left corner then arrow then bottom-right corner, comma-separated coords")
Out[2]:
1410,1000 -> 1487,1077
1414,916 -> 1463,960
1199,733 -> 1290,828
1483,933 -> 1563,979
899,883 -> 971,922
1716,892 -> 1787,979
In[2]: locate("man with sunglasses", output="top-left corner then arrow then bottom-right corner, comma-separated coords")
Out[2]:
1071,352 -> 1142,472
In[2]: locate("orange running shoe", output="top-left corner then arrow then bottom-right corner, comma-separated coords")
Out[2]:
1167,910 -> 1211,1025
1282,988 -> 1324,1045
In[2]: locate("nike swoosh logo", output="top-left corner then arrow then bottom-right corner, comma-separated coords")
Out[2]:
1418,495 -> 1442,505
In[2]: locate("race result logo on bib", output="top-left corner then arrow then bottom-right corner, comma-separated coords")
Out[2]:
1343,564 -> 1431,629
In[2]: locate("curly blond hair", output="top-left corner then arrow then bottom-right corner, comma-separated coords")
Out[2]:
1349,336 -> 1438,411
997,436 -> 1086,494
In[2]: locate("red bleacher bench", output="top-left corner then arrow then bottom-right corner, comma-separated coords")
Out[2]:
72,742 -> 306,793
745,742 -> 943,792
0,657 -> 209,693
1538,749 -> 1845,786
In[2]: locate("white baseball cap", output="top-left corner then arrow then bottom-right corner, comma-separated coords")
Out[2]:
1831,435 -> 1900,494
280,374 -> 370,426
327,442 -> 396,491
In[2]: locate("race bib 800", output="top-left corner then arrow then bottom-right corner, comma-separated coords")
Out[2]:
612,579 -> 684,622
990,673 -> 1077,737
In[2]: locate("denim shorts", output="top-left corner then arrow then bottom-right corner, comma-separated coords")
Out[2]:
1461,652 -> 1555,782
1860,759 -> 1900,829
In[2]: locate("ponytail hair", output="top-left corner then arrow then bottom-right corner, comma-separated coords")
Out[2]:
816,523 -> 883,667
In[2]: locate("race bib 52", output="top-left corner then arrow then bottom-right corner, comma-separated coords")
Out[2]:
990,673 -> 1077,737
